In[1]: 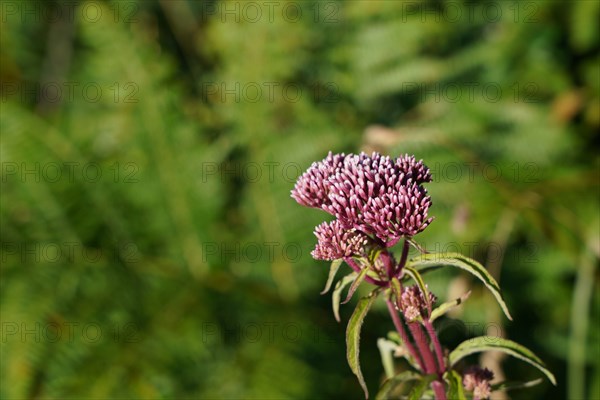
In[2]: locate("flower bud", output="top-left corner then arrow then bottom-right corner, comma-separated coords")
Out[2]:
399,285 -> 437,322
463,366 -> 494,400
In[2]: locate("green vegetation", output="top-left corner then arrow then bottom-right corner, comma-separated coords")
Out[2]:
1,1 -> 598,399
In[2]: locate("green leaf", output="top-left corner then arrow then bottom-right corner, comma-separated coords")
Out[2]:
321,259 -> 343,294
387,330 -> 402,344
406,253 -> 513,320
377,338 -> 397,379
375,371 -> 421,400
332,273 -> 357,322
342,265 -> 370,304
403,266 -> 432,312
368,248 -> 382,264
384,330 -> 422,371
491,378 -> 544,392
407,374 -> 436,400
449,336 -> 557,386
445,370 -> 467,400
347,289 -> 380,398
429,291 -> 472,322
389,277 -> 402,300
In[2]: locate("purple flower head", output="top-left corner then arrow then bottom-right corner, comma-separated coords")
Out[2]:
399,285 -> 437,322
362,182 -> 433,242
292,151 -> 433,246
396,154 -> 432,184
291,152 -> 346,209
311,220 -> 369,261
463,366 -> 494,400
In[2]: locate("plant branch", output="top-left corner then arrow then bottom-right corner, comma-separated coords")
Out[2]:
344,257 -> 387,287
385,297 -> 425,372
380,250 -> 395,279
431,380 -> 447,400
408,322 -> 437,374
424,319 -> 445,374
394,239 -> 410,277
407,322 -> 449,400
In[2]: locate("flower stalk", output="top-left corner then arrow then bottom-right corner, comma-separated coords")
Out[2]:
394,239 -> 410,277
408,322 -> 438,375
385,296 -> 425,372
424,318 -> 446,374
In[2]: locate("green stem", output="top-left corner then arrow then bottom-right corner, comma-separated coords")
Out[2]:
568,246 -> 596,400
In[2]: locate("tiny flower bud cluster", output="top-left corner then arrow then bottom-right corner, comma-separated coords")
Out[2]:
311,220 -> 369,260
292,151 -> 433,259
463,366 -> 494,399
291,152 -> 347,209
399,285 -> 437,321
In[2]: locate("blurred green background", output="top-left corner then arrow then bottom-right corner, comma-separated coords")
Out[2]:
1,0 -> 598,399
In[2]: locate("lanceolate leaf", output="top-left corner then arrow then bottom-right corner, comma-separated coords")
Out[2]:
321,259 -> 343,294
445,370 -> 467,400
429,291 -> 472,322
390,277 -> 402,303
406,253 -> 513,320
375,371 -> 421,400
333,273 -> 357,322
346,289 -> 380,399
385,330 -> 422,371
403,266 -> 432,312
377,338 -> 397,379
368,248 -> 382,264
491,378 -> 544,392
449,336 -> 557,386
342,265 -> 370,304
407,374 -> 436,400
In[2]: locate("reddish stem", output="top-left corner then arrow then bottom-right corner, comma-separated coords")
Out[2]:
408,322 -> 448,400
380,250 -> 395,279
424,319 -> 446,374
385,297 -> 425,372
394,239 -> 410,277
408,322 -> 437,374
431,381 -> 447,400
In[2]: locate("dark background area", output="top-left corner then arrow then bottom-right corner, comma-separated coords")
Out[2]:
1,1 -> 599,399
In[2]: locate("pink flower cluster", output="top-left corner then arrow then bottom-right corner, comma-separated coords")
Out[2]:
292,152 -> 433,260
463,366 -> 494,399
399,285 -> 437,321
311,220 -> 369,260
